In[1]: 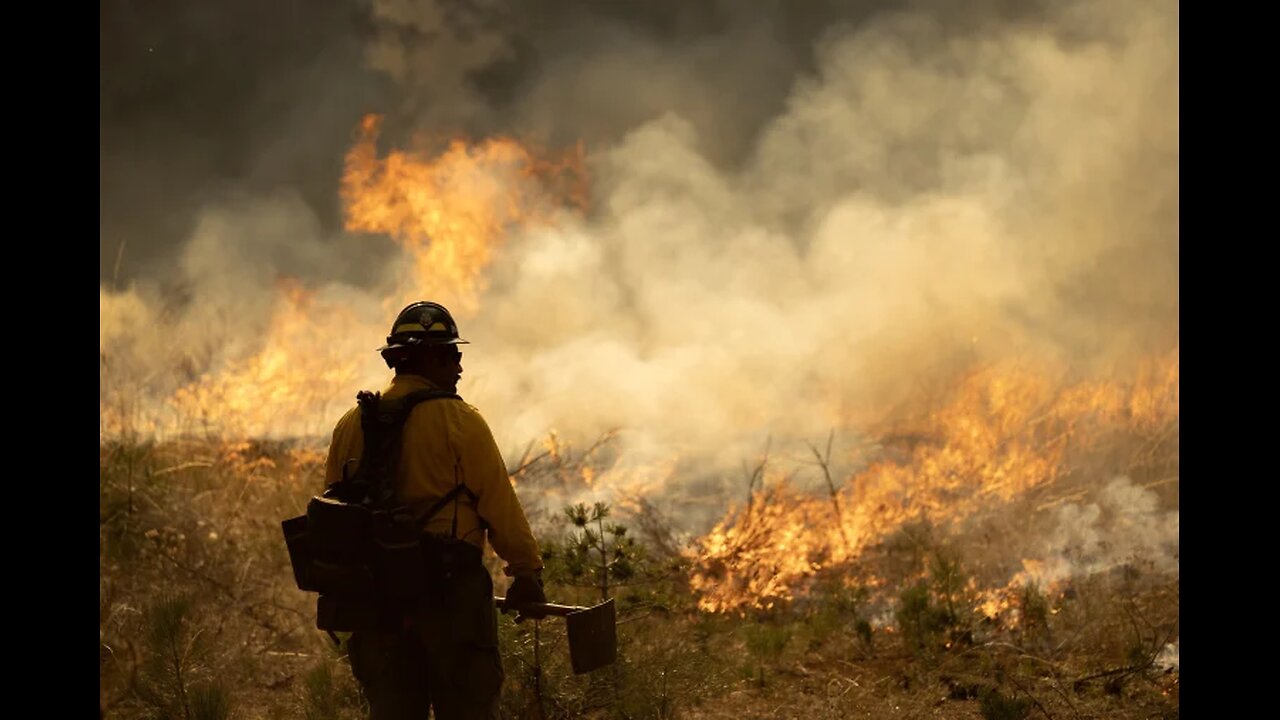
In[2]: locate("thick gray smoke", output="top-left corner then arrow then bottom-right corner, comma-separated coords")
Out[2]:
101,0 -> 1178,520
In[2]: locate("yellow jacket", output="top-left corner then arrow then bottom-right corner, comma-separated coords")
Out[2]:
324,373 -> 543,577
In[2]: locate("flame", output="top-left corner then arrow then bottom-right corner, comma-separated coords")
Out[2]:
105,121 -> 587,440
341,114 -> 587,314
690,351 -> 1179,613
167,279 -> 366,437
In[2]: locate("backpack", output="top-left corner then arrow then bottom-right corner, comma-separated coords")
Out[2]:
282,388 -> 460,633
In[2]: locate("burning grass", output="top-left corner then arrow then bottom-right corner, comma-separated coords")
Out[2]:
691,352 -> 1178,617
100,105 -> 1178,717
100,354 -> 1178,719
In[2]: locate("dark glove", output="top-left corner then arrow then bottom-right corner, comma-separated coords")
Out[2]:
504,574 -> 548,621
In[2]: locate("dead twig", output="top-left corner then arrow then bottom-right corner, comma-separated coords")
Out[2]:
1005,669 -> 1055,720
1074,620 -> 1176,690
805,429 -> 851,553
510,443 -> 551,479
742,436 -> 772,524
151,462 -> 215,478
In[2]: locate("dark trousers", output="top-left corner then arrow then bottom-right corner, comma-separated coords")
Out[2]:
347,564 -> 503,720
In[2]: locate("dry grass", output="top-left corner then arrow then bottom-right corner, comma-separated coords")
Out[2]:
101,422 -> 1178,719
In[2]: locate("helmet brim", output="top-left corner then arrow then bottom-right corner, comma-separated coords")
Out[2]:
377,337 -> 470,352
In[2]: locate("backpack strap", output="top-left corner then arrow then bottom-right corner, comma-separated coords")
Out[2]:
417,482 -> 481,530
329,388 -> 460,506
373,389 -> 483,535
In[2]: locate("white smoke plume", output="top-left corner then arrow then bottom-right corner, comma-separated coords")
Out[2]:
1017,477 -> 1179,588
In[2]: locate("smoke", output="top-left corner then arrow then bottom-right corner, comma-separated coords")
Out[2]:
100,0 -> 392,280
459,0 -> 1178,479
1019,477 -> 1179,588
102,0 -> 1177,522
100,192 -> 391,437
1154,642 -> 1179,672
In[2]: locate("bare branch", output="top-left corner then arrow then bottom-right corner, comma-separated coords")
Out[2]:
805,429 -> 850,552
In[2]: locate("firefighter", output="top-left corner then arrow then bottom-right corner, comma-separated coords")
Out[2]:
324,301 -> 547,719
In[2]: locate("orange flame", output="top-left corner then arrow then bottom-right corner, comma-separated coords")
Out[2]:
341,114 -> 587,314
167,278 -> 365,437
690,351 -> 1179,613
126,122 -> 587,439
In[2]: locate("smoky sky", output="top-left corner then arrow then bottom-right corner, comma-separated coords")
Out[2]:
101,0 -> 1177,559
102,0 -> 1177,505
101,0 -> 1065,283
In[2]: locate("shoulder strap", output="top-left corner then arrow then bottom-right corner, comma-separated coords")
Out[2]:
405,394 -> 483,535
332,388 -> 460,506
